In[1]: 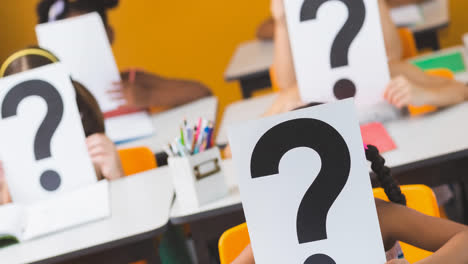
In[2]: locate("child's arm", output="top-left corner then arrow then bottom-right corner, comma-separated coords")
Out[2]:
111,70 -> 212,109
271,0 -> 297,91
232,244 -> 255,264
86,134 -> 124,181
386,0 -> 428,8
257,18 -> 275,40
379,0 -> 403,62
376,199 -> 468,263
385,62 -> 468,108
0,162 -> 11,205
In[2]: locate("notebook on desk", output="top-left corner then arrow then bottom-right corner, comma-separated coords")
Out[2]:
0,180 -> 110,248
36,13 -> 154,143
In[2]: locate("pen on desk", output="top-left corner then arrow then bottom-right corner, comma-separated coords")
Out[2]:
164,145 -> 174,157
192,119 -> 201,152
171,142 -> 180,157
206,122 -> 214,149
187,127 -> 193,152
180,127 -> 186,146
195,120 -> 208,152
183,121 -> 192,153
176,138 -> 187,157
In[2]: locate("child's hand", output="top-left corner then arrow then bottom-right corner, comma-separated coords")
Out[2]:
271,0 -> 286,21
86,134 -> 124,181
109,70 -> 153,108
386,259 -> 410,264
0,161 -> 11,205
384,75 -> 432,108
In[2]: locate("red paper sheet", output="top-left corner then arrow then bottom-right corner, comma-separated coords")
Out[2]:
360,122 -> 396,153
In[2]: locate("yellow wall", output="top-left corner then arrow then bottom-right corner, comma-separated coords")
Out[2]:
440,0 -> 468,48
0,0 -> 467,120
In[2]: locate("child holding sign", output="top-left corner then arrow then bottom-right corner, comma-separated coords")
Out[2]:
0,47 -> 124,205
268,0 -> 468,110
37,0 -> 212,109
231,144 -> 468,264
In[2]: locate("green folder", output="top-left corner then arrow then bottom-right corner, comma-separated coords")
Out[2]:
411,51 -> 466,74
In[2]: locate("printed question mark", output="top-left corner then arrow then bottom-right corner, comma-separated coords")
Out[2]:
250,118 -> 351,264
2,80 -> 64,191
300,0 -> 366,99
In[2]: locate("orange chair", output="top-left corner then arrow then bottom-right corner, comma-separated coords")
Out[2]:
219,185 -> 439,264
118,146 -> 158,176
373,185 -> 439,263
270,66 -> 280,92
399,28 -> 419,60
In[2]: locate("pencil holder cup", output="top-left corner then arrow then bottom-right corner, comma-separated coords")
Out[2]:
168,147 -> 228,208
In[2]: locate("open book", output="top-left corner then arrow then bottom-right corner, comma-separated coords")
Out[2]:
0,180 -> 110,248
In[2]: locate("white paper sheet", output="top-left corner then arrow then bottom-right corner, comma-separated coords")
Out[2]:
36,13 -> 155,143
105,112 -> 155,144
228,99 -> 386,263
23,180 -> 110,241
0,64 -> 97,204
36,13 -> 120,113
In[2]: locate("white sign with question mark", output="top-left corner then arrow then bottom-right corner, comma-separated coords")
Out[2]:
228,99 -> 385,263
0,63 -> 97,205
285,0 -> 389,108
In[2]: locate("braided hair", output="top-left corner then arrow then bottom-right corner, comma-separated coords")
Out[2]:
365,144 -> 406,206
37,0 -> 119,25
295,102 -> 407,206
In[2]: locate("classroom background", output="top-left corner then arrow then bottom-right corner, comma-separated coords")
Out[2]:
3,0 -> 468,263
0,0 -> 462,120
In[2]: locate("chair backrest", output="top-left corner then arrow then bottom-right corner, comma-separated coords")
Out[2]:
373,185 -> 439,263
219,185 -> 439,264
270,66 -> 280,92
219,223 -> 251,264
118,147 -> 157,176
399,28 -> 418,60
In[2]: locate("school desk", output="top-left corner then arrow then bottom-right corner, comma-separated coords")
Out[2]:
118,96 -> 218,160
224,40 -> 274,98
0,168 -> 174,264
216,93 -> 278,146
224,0 -> 449,98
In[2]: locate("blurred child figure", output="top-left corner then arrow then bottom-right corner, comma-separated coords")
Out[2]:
0,47 -> 124,205
262,0 -> 468,112
37,0 -> 212,110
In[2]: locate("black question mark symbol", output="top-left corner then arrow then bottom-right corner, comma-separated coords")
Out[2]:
2,80 -> 64,191
300,0 -> 366,100
250,118 -> 351,264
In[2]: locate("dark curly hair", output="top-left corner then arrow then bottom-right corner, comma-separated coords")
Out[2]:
37,0 -> 119,25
